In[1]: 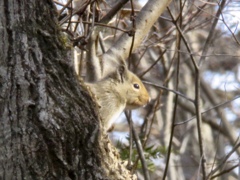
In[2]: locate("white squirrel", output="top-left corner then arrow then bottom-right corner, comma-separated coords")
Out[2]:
86,64 -> 150,131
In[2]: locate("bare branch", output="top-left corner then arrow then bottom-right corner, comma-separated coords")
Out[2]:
125,112 -> 150,180
102,0 -> 172,74
167,6 -> 207,178
198,0 -> 227,66
207,140 -> 240,178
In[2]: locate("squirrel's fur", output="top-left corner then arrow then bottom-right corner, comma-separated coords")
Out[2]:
86,65 -> 150,131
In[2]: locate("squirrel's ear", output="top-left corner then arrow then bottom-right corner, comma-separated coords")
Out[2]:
118,65 -> 128,83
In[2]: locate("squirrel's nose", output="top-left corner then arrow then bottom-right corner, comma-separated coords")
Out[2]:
143,96 -> 151,105
148,97 -> 151,103
143,97 -> 151,108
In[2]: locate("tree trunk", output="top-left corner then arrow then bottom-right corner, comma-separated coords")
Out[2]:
0,0 -> 135,179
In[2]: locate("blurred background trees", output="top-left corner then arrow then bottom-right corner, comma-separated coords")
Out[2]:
55,0 -> 240,179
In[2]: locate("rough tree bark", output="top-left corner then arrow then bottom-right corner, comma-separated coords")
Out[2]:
0,0 -> 136,179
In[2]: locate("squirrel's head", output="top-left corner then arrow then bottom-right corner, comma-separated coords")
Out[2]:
114,65 -> 151,109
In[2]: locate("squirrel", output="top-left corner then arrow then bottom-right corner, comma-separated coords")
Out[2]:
86,64 -> 150,131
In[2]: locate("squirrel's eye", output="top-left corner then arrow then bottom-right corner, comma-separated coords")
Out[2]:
133,83 -> 140,89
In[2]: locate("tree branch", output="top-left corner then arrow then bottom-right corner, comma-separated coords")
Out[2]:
102,0 -> 172,76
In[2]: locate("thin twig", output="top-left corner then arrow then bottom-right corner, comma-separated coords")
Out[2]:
132,89 -> 165,173
125,113 -> 150,180
59,0 -> 91,26
135,47 -> 148,68
85,2 -> 96,41
126,111 -> 133,169
210,164 -> 239,179
128,0 -> 136,63
98,32 -> 106,53
219,7 -> 240,46
200,76 -> 240,155
174,95 -> 240,125
66,1 -> 73,31
162,14 -> 181,179
80,21 -> 130,33
139,49 -> 167,78
210,120 -> 222,179
198,0 -> 227,66
58,0 -> 73,15
99,0 -> 129,24
143,81 -> 194,103
167,6 -> 207,179
207,139 -> 240,179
